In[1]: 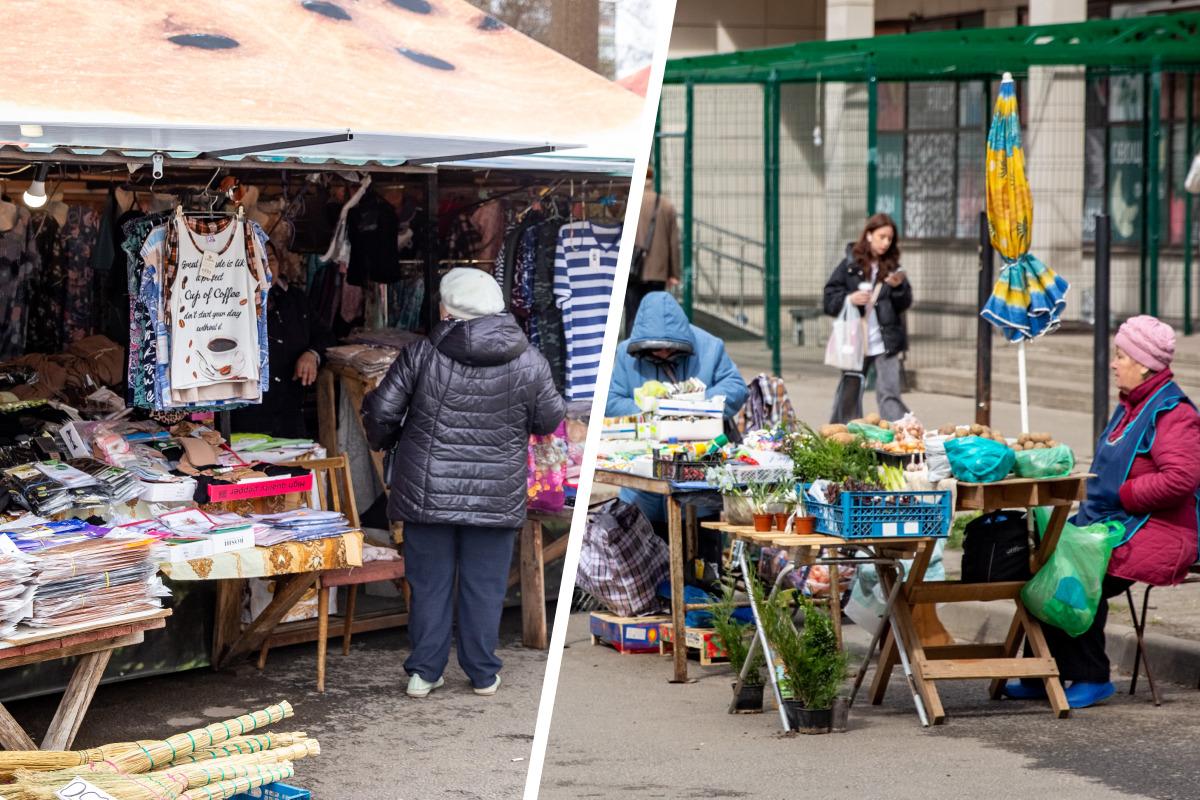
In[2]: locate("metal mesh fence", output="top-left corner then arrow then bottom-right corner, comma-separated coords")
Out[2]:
657,66 -> 1200,409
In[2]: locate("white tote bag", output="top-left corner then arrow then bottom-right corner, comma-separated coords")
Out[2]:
824,296 -> 865,371
1186,151 -> 1200,195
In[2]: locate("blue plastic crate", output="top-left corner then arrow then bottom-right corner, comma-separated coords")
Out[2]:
803,485 -> 951,539
230,784 -> 311,800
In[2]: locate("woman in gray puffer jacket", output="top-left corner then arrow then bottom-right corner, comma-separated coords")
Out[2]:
362,268 -> 565,700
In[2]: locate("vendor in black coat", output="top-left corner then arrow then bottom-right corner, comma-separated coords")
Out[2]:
822,212 -> 913,423
230,242 -> 332,439
362,267 -> 564,700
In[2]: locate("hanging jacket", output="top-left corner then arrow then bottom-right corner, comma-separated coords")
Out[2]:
606,292 -> 748,420
1086,369 -> 1200,586
822,243 -> 912,356
362,313 -> 564,529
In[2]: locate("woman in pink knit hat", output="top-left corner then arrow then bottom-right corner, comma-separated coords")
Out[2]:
1005,315 -> 1200,708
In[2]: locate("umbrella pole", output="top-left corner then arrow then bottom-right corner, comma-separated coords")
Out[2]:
1018,339 -> 1030,434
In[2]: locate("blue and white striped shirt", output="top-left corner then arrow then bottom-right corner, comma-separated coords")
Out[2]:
553,220 -> 622,401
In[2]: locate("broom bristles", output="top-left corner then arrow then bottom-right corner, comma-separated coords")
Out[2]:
103,702 -> 294,773
5,768 -> 189,800
177,762 -> 295,800
0,703 -> 293,778
164,733 -> 308,766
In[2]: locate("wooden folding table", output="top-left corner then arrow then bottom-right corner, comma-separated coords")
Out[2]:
0,609 -> 171,750
869,474 -> 1092,724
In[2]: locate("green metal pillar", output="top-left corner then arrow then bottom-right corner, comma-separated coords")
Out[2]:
653,101 -> 663,195
682,81 -> 695,319
1147,62 -> 1163,318
764,74 -> 782,378
867,59 -> 878,216
1186,72 -> 1195,336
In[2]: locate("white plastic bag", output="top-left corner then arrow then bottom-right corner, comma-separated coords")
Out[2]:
1187,151 -> 1200,195
924,434 -> 952,483
824,297 -> 864,371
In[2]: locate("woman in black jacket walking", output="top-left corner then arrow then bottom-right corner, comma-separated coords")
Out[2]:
823,213 -> 912,423
362,268 -> 565,699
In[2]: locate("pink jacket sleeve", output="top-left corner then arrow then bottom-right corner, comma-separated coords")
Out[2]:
1118,403 -> 1200,514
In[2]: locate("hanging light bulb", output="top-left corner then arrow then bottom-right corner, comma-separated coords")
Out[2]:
23,164 -> 49,209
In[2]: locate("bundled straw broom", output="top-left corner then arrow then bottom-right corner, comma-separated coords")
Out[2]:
178,763 -> 296,800
164,733 -> 309,767
7,740 -> 320,798
0,702 -> 293,778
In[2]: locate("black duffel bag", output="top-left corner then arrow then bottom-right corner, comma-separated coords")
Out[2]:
961,511 -> 1032,583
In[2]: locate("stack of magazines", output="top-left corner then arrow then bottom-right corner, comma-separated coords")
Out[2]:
252,509 -> 354,546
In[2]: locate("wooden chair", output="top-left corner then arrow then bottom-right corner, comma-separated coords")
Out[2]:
257,455 -> 407,692
1125,562 -> 1200,705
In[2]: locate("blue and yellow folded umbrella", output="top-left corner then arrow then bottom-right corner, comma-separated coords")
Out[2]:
979,73 -> 1070,343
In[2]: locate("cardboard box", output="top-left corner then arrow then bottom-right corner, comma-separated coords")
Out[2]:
158,526 -> 257,564
589,612 -> 668,654
655,396 -> 724,418
659,624 -> 730,666
655,417 -> 723,442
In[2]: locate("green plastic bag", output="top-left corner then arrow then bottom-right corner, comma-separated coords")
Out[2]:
847,422 -> 895,443
944,436 -> 1015,483
1020,516 -> 1125,636
1013,445 -> 1075,479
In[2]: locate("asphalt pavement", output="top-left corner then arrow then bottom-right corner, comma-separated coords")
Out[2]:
539,612 -> 1200,800
3,607 -> 548,800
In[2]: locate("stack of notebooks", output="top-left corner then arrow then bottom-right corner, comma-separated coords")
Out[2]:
252,509 -> 354,546
0,552 -> 35,637
0,522 -> 167,630
2,459 -> 140,516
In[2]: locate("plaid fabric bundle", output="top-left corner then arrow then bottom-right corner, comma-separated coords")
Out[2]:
576,499 -> 669,617
737,374 -> 797,432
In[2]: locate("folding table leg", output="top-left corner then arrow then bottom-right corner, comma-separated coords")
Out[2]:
43,650 -> 113,750
666,497 -> 689,684
1020,607 -> 1069,718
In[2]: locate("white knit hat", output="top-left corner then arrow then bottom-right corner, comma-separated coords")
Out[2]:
440,267 -> 504,320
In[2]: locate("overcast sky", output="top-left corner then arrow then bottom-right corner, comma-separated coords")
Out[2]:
614,0 -> 660,78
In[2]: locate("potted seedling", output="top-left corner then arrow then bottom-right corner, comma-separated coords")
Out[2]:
774,489 -> 796,531
747,480 -> 778,532
760,591 -> 847,734
712,581 -> 765,713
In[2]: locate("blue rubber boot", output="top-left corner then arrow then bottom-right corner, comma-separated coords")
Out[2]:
1002,680 -> 1048,700
1064,681 -> 1116,709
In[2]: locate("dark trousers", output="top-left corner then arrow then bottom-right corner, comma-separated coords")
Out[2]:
1036,574 -> 1133,683
624,280 -> 666,337
402,523 -> 517,688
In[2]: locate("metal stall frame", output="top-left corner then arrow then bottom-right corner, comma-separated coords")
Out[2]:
660,13 -> 1200,373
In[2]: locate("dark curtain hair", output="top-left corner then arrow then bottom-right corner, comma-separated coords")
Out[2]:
851,213 -> 901,280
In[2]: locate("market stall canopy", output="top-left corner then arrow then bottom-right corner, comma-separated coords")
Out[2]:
0,0 -> 645,169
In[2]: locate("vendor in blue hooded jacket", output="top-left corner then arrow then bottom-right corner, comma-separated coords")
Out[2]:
606,292 -> 748,528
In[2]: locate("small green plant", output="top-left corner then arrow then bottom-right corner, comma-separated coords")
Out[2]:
711,582 -> 764,686
746,479 -> 784,515
787,424 -> 879,486
756,582 -> 847,711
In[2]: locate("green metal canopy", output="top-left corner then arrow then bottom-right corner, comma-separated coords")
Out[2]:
664,12 -> 1200,84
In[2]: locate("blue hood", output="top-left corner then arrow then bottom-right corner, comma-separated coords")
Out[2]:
628,292 -> 696,354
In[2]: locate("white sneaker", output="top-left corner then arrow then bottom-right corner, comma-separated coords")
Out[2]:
473,675 -> 502,696
406,674 -> 444,698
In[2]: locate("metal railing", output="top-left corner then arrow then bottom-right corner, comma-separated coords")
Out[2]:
691,217 -> 766,333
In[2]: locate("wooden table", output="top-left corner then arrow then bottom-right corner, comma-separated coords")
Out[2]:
593,470 -> 715,682
868,474 -> 1093,724
162,532 -> 366,670
0,609 -> 171,750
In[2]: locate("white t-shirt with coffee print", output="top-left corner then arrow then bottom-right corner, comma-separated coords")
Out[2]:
169,215 -> 261,394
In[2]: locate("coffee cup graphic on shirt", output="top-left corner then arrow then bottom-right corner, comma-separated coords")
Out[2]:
199,337 -> 245,379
